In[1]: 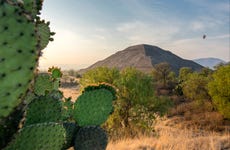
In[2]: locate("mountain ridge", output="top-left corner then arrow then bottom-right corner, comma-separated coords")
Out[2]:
193,58 -> 226,69
78,44 -> 203,74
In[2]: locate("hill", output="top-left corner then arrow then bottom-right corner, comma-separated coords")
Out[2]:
79,44 -> 203,74
193,58 -> 226,69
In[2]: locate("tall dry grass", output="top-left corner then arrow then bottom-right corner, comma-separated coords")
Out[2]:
107,117 -> 230,150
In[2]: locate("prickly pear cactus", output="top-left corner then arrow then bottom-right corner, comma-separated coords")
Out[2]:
5,122 -> 66,150
63,122 -> 79,149
0,1 -> 118,150
73,87 -> 115,126
0,0 -> 53,118
34,73 -> 54,95
74,126 -> 108,150
19,0 -> 43,19
36,20 -> 55,50
24,95 -> 63,126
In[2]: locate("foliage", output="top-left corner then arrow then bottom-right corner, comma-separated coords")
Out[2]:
152,62 -> 172,87
179,67 -> 193,82
181,72 -> 210,103
80,67 -> 120,87
208,64 -> 230,119
80,67 -> 174,138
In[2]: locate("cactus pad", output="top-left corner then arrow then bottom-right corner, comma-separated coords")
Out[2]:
19,0 -> 43,19
36,20 -> 54,50
34,73 -> 53,95
83,83 -> 117,100
74,126 -> 108,150
62,122 -> 79,149
5,122 -> 66,150
24,95 -> 62,126
0,1 -> 38,118
73,88 -> 114,126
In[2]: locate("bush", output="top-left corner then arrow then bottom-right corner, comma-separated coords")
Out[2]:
208,64 -> 230,119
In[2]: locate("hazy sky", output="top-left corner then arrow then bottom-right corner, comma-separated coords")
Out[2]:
39,0 -> 230,70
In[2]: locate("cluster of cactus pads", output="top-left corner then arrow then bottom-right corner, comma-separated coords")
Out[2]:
0,0 -> 117,149
0,0 -> 54,118
5,70 -> 116,150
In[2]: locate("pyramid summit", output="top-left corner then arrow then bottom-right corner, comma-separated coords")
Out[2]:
79,44 -> 203,74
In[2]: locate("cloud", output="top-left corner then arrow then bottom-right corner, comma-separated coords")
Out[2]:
116,21 -> 180,44
190,21 -> 205,31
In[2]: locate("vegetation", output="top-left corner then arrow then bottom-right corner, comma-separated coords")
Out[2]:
80,67 -> 173,138
152,62 -> 173,87
1,1 -> 229,149
0,1 -> 116,149
181,72 -> 210,104
208,64 -> 230,119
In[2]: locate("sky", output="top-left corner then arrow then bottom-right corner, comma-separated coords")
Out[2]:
39,0 -> 230,70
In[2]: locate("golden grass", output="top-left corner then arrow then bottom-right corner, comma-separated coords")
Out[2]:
107,117 -> 230,150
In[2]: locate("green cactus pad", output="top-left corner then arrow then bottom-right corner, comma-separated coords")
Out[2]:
24,95 -> 62,126
19,0 -> 43,19
0,1 -> 38,118
34,73 -> 53,95
36,20 -> 54,50
83,83 -> 117,100
62,122 -> 79,149
73,88 -> 114,126
74,126 -> 108,150
5,122 -> 66,150
62,97 -> 74,120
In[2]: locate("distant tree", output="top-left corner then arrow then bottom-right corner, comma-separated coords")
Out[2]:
112,68 -> 154,130
182,72 -> 210,103
213,62 -> 226,70
79,67 -> 120,87
208,64 -> 230,119
152,62 -> 171,87
199,67 -> 213,77
179,67 -> 193,82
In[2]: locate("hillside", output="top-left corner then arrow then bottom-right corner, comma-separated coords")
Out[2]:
78,44 -> 203,74
193,58 -> 226,69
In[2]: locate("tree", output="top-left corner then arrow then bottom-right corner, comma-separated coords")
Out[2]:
114,67 -> 154,129
179,67 -> 193,82
208,64 -> 230,119
199,67 -> 213,77
182,72 -> 210,103
80,67 -> 157,137
80,67 -> 174,137
79,67 -> 120,87
152,62 -> 171,87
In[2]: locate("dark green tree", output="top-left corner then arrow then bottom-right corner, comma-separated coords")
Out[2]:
179,67 -> 193,82
208,64 -> 230,119
181,72 -> 210,104
152,62 -> 172,87
79,67 -> 120,87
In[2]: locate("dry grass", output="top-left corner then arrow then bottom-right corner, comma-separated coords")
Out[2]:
107,117 -> 230,150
